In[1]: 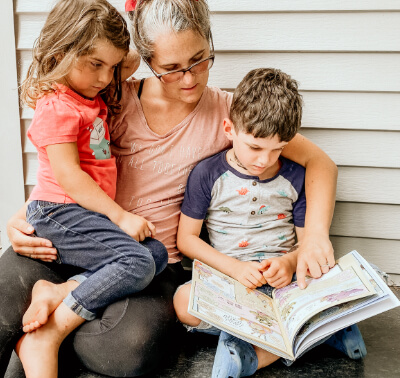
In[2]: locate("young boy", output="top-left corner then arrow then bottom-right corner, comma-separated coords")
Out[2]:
173,68 -> 367,378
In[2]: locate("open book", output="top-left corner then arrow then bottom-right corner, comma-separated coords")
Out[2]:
188,250 -> 400,361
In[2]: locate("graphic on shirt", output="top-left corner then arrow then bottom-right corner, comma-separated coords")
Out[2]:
258,205 -> 270,215
239,240 -> 249,248
236,187 -> 249,195
277,213 -> 286,220
88,113 -> 111,160
277,190 -> 288,197
219,206 -> 233,214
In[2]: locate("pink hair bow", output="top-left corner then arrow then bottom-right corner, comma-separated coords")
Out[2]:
125,0 -> 137,12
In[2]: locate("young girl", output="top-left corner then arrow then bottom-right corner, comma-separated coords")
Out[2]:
16,0 -> 167,376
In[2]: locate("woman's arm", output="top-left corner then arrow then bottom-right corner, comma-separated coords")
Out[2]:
281,133 -> 338,289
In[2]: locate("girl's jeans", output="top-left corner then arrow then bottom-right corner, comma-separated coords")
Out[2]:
26,200 -> 168,320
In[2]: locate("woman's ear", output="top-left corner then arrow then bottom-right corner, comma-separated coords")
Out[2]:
223,118 -> 234,141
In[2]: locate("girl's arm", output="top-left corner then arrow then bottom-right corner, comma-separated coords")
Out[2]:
46,142 -> 155,241
177,214 -> 267,289
281,133 -> 338,289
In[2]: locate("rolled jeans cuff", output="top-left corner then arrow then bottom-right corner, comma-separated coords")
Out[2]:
63,292 -> 96,321
68,273 -> 89,285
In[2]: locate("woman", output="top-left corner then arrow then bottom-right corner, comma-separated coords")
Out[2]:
2,0 -> 337,376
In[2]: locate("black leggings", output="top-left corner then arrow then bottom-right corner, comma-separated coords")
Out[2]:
0,247 -> 185,377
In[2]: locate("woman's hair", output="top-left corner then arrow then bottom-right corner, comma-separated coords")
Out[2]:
230,68 -> 303,142
129,0 -> 212,61
20,0 -> 130,113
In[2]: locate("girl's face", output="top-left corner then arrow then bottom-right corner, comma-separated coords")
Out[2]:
64,39 -> 126,99
150,29 -> 211,104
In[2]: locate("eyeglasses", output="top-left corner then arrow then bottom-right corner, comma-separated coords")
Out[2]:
143,55 -> 215,84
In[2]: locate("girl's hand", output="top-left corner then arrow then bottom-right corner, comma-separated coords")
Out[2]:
116,211 -> 156,242
6,216 -> 57,262
295,233 -> 335,289
261,256 -> 295,289
230,260 -> 267,289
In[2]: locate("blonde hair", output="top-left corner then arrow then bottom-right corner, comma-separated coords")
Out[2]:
230,68 -> 303,142
20,0 -> 130,113
129,0 -> 212,61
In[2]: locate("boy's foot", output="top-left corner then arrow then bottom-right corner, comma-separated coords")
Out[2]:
212,331 -> 258,378
22,280 -> 75,332
324,324 -> 367,359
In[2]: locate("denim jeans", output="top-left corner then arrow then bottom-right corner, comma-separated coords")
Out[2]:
26,200 -> 168,320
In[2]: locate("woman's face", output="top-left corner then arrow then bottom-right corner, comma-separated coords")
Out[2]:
150,29 -> 211,104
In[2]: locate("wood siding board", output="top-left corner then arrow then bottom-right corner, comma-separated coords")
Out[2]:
17,50 -> 400,93
331,236 -> 400,275
15,0 -> 400,13
300,129 -> 400,168
331,203 -> 400,240
16,12 -> 400,52
337,167 -> 400,205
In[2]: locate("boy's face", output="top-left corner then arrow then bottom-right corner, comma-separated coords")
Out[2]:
223,119 -> 288,180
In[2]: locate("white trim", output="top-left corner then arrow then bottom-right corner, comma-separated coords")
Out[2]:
0,1 -> 25,250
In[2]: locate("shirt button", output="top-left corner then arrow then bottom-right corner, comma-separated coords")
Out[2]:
252,181 -> 257,186
251,211 -> 255,215
252,197 -> 257,202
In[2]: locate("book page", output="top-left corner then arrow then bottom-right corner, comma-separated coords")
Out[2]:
272,265 -> 375,343
188,260 -> 290,357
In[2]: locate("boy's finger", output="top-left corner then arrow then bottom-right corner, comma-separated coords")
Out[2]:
258,259 -> 271,271
263,264 -> 279,278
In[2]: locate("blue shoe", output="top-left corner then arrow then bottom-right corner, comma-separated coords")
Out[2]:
212,331 -> 258,378
324,324 -> 367,359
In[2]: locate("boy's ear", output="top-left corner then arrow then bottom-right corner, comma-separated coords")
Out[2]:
223,118 -> 234,141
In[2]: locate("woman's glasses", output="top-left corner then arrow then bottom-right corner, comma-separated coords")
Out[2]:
144,55 -> 215,84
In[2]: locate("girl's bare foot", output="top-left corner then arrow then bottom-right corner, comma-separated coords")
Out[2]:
22,280 -> 78,332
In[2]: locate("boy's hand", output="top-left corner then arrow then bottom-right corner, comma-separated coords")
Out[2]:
231,260 -> 267,289
116,211 -> 156,242
261,256 -> 296,289
295,233 -> 335,289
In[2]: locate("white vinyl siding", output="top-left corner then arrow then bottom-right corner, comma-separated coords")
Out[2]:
7,0 -> 400,285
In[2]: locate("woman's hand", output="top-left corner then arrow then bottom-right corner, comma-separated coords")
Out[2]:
7,211 -> 57,262
116,211 -> 156,242
295,232 -> 335,289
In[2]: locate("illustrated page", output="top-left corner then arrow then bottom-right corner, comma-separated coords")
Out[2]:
189,261 -> 288,354
272,264 -> 375,342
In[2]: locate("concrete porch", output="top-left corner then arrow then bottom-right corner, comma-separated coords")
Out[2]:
5,290 -> 400,378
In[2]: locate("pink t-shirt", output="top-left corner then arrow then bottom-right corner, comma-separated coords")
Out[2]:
28,85 -> 117,203
110,80 -> 232,262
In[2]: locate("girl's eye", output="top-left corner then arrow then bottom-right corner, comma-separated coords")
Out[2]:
91,62 -> 101,68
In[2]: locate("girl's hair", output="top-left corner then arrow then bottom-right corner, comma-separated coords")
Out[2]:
21,0 -> 130,113
230,68 -> 303,142
129,0 -> 212,61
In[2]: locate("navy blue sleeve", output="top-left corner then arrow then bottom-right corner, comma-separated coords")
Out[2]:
181,153 -> 225,220
280,157 -> 306,227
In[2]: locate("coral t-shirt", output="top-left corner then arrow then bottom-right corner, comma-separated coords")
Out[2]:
28,85 -> 116,203
109,80 -> 232,262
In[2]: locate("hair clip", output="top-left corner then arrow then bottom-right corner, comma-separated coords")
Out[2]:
125,0 -> 137,12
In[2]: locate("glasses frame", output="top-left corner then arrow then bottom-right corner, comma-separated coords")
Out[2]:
143,35 -> 215,84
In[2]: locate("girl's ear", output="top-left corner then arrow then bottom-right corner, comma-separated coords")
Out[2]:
223,118 -> 234,141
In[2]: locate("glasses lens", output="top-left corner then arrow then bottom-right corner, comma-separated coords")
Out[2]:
160,71 -> 183,84
160,57 -> 214,84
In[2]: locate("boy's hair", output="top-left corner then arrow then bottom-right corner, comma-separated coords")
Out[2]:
20,0 -> 130,113
129,0 -> 212,61
230,68 -> 303,142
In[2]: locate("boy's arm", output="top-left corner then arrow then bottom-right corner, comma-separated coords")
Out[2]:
177,214 -> 267,289
46,143 -> 155,241
281,133 -> 337,288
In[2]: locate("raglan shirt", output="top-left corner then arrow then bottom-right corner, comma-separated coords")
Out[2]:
181,151 -> 306,261
28,84 -> 116,203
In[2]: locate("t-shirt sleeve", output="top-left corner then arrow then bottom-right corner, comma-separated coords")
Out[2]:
181,162 -> 214,220
28,98 -> 81,148
292,178 -> 306,227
